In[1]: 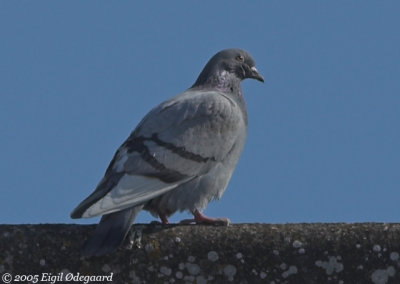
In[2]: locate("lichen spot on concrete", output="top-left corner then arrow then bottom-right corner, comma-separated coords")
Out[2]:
236,252 -> 244,263
102,264 -> 111,273
223,264 -> 237,281
292,240 -> 302,248
185,263 -> 201,276
184,275 -> 195,282
298,248 -> 306,254
371,266 -> 396,284
175,271 -> 183,279
260,271 -> 267,279
187,255 -> 196,263
196,275 -> 208,284
282,265 -> 298,278
315,256 -> 344,275
390,252 -> 399,261
160,266 -> 172,276
207,251 -> 219,262
373,244 -> 382,253
39,259 -> 45,266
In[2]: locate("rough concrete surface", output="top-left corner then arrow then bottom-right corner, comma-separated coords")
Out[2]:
0,223 -> 399,283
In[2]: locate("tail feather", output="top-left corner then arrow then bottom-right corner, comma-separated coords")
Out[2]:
81,206 -> 143,257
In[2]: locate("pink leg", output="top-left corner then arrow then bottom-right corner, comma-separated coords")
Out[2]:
159,213 -> 169,224
180,210 -> 230,226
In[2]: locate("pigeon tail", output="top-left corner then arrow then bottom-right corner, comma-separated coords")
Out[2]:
81,205 -> 143,257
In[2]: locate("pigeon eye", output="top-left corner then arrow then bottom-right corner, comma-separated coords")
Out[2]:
236,55 -> 244,62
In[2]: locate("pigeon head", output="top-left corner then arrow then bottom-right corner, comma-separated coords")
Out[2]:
192,48 -> 264,89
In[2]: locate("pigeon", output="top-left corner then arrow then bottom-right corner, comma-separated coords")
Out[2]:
71,48 -> 264,256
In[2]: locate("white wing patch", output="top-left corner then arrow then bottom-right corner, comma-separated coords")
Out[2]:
82,174 -> 183,218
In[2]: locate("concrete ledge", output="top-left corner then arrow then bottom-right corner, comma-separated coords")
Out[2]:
1,223 -> 400,283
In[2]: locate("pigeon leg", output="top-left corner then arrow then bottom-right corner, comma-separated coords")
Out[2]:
180,210 -> 230,226
159,213 -> 170,224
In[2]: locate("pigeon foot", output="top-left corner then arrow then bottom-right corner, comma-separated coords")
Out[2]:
180,210 -> 230,226
159,213 -> 170,224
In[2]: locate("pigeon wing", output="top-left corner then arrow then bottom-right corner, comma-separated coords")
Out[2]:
71,89 -> 245,218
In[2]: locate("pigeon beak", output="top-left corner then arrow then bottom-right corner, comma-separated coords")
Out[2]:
249,66 -> 264,82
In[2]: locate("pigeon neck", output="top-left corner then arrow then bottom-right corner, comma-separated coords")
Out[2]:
217,71 -> 242,94
191,70 -> 242,95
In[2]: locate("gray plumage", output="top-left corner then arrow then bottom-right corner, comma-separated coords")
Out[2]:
71,48 -> 264,256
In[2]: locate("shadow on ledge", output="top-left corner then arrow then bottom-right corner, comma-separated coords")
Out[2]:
1,223 -> 400,283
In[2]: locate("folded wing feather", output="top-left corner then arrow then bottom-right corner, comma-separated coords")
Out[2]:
71,90 -> 244,219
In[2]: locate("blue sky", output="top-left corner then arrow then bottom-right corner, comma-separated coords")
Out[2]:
1,2 -> 399,225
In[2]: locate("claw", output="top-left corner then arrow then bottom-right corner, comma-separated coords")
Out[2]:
180,210 -> 230,226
